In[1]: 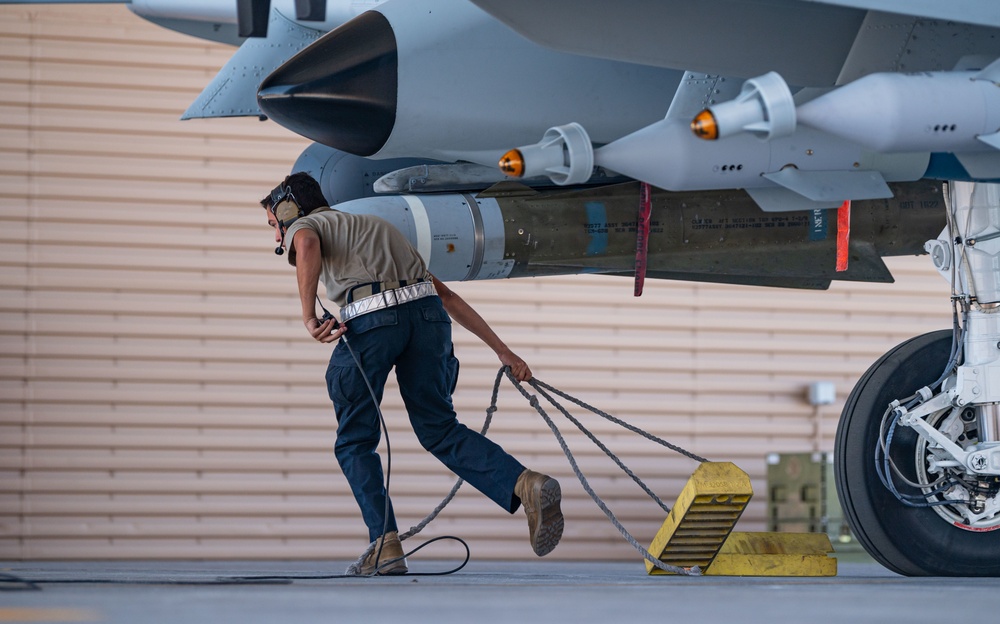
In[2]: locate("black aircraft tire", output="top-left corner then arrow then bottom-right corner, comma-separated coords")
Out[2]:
835,330 -> 1000,576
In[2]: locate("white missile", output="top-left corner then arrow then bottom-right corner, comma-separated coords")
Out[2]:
796,60 -> 1000,153
500,117 -> 930,211
594,118 -> 929,206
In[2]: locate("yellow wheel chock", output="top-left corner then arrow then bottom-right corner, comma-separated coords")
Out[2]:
646,462 -> 836,576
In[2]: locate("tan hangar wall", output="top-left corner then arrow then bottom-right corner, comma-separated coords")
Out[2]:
0,5 -> 951,561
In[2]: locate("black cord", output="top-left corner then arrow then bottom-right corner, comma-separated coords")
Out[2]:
0,573 -> 290,588
0,536 -> 471,589
4,300 -> 473,591
317,295 -> 397,574
223,536 -> 471,582
0,573 -> 40,591
314,297 -> 472,578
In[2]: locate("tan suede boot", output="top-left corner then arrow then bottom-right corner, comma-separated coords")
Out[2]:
514,469 -> 564,556
359,531 -> 408,575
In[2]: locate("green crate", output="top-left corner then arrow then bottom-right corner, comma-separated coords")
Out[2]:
766,452 -> 868,556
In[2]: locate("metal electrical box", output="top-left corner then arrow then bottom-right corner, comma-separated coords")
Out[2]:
766,452 -> 866,555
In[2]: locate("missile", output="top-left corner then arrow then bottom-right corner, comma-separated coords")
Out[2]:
375,163 -> 514,194
795,62 -> 1000,154
257,0 -> 682,165
290,142 -> 443,204
373,161 -> 627,194
290,141 -> 627,201
325,180 -> 945,290
501,118 -> 930,211
691,62 -> 1000,157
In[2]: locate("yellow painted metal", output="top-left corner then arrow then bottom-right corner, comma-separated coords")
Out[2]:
705,531 -> 837,576
646,462 -> 753,574
646,462 -> 838,576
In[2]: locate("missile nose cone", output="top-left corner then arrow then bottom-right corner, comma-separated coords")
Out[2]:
257,11 -> 397,157
691,109 -> 719,140
499,149 -> 526,177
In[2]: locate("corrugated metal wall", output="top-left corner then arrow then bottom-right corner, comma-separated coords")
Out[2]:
0,5 -> 951,561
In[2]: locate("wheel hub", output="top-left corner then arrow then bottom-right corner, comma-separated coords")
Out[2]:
915,405 -> 1000,530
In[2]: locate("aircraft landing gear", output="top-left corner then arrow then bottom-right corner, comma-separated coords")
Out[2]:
836,182 -> 1000,576
836,330 -> 1000,575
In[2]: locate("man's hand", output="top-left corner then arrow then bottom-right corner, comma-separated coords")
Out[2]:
305,317 -> 347,343
500,350 -> 532,382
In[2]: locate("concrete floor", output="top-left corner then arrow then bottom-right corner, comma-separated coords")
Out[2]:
2,559 -> 999,623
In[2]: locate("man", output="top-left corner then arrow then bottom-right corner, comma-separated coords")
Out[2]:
262,172 -> 563,575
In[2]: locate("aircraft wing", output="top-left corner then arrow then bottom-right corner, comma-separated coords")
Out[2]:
468,0 -> 1000,86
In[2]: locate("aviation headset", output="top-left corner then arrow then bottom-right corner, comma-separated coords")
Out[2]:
269,182 -> 306,256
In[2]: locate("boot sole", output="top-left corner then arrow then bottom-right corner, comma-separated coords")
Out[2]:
531,478 -> 564,557
376,559 -> 408,575
361,557 -> 408,576
361,539 -> 408,576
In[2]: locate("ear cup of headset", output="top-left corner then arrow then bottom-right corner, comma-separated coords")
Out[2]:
273,198 -> 302,227
270,184 -> 302,255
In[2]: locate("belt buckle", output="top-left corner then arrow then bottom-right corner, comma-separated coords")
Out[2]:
383,288 -> 399,308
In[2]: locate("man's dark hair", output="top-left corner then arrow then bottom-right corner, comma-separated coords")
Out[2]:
260,171 -> 329,214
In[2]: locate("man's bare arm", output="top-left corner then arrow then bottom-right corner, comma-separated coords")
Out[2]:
293,228 -> 345,343
432,276 -> 531,381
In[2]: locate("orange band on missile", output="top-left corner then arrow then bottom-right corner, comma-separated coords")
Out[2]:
691,109 -> 719,140
499,149 -> 526,177
836,200 -> 851,272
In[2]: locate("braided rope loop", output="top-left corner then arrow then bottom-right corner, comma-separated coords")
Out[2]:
347,367 -> 705,576
503,369 -> 702,576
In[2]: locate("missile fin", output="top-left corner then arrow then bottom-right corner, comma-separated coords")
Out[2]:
537,242 -> 893,288
639,271 -> 833,291
746,186 -> 841,213
762,169 -> 893,202
976,131 -> 1000,151
955,152 -> 1000,179
537,266 -> 833,289
829,240 -> 893,284
972,57 -> 1000,82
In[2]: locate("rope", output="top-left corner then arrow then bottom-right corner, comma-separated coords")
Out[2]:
531,379 -> 709,464
529,382 -> 672,513
347,366 -> 705,576
502,369 -> 701,576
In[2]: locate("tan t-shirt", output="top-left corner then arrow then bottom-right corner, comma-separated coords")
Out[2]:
285,207 -> 430,308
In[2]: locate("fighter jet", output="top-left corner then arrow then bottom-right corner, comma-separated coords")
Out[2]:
8,0 -> 1000,577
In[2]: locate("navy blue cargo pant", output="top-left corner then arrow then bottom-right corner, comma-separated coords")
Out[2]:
325,295 -> 526,542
